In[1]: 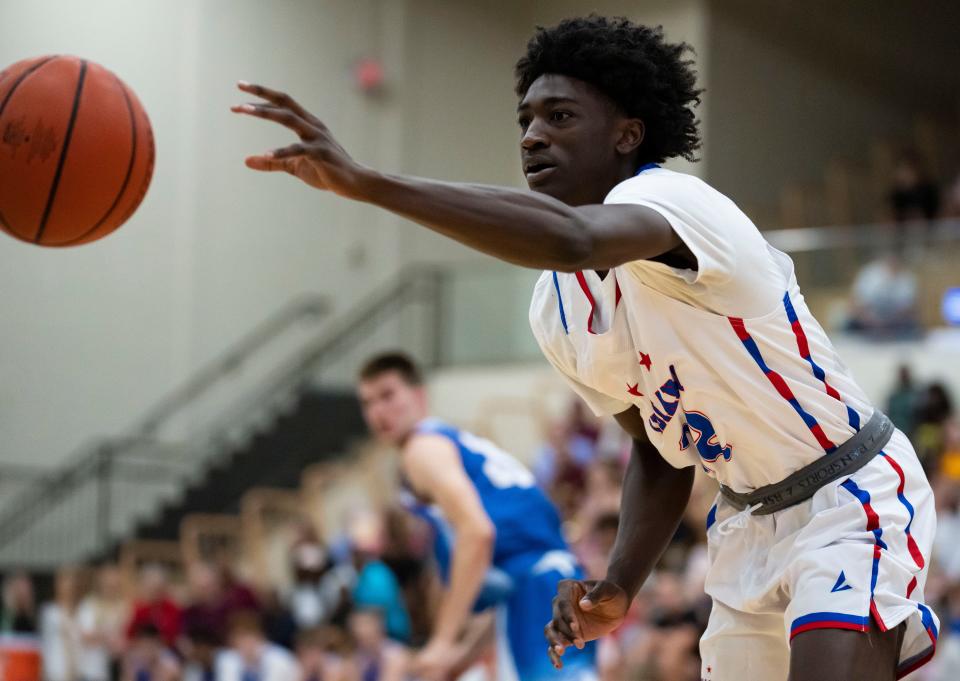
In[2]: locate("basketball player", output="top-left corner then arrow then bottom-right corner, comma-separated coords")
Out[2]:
355,352 -> 596,681
233,15 -> 937,681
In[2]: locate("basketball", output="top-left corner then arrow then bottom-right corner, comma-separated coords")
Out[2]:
0,55 -> 154,247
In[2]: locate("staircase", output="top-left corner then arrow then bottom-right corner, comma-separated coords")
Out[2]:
134,390 -> 365,542
0,267 -> 444,569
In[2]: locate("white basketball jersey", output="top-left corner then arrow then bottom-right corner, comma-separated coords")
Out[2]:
529,167 -> 874,492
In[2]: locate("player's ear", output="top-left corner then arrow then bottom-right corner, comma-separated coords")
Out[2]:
615,118 -> 644,156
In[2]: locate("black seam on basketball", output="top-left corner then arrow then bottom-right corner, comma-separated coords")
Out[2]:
57,75 -> 139,246
34,59 -> 88,244
0,56 -> 59,240
0,55 -> 58,119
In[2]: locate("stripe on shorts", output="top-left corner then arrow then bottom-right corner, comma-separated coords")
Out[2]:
790,612 -> 869,639
782,291 -> 860,431
841,477 -> 888,628
878,452 -> 925,569
895,604 -> 940,679
728,316 -> 837,452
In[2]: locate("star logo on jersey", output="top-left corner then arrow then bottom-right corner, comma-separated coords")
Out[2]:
638,351 -> 652,370
627,382 -> 643,397
831,571 -> 853,592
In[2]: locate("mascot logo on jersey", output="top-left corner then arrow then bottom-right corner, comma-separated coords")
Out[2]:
680,410 -> 733,463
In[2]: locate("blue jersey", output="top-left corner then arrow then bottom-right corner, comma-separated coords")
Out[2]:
407,419 -> 597,680
410,419 -> 567,577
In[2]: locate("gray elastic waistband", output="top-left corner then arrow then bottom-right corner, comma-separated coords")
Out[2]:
719,410 -> 894,515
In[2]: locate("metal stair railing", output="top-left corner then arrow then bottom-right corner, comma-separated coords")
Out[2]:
0,266 -> 444,567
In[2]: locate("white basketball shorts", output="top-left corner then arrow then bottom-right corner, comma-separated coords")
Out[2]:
699,429 -> 939,681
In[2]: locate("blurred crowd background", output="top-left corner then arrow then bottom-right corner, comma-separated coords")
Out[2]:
4,366 -> 960,681
2,0 -> 960,679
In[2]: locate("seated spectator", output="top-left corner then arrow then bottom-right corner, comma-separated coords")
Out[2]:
348,512 -> 411,644
260,588 -> 297,651
295,627 -> 356,681
645,572 -> 701,681
533,417 -> 594,491
380,506 -> 433,646
289,526 -> 355,632
888,149 -> 940,224
1,570 -> 37,634
914,381 -> 956,470
534,421 -> 591,518
846,253 -> 920,339
886,364 -> 919,436
348,607 -> 410,681
182,625 -> 221,681
39,566 -> 83,681
126,564 -> 182,649
578,512 -> 620,581
181,561 -> 259,647
121,623 -> 180,681
566,400 -> 601,444
942,172 -> 960,219
217,611 -> 300,681
77,563 -> 130,681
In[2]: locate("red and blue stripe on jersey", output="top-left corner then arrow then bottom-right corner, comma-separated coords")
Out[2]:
729,291 -> 862,454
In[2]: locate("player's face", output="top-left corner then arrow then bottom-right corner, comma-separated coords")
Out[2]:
357,372 -> 428,446
517,74 -> 633,206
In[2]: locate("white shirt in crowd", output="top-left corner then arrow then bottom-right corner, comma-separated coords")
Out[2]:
216,642 -> 300,681
40,603 -> 81,681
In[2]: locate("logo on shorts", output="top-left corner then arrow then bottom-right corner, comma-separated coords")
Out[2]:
831,570 -> 853,592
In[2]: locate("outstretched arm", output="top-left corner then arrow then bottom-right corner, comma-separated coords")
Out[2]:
231,83 -> 679,271
545,405 -> 694,669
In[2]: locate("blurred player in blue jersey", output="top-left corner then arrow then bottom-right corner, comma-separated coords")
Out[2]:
356,352 -> 596,681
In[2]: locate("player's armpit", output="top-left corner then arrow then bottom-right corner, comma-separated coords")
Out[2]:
401,434 -> 494,537
612,405 -> 648,440
566,203 -> 685,271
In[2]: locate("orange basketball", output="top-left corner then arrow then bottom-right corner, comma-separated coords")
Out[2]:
0,55 -> 155,247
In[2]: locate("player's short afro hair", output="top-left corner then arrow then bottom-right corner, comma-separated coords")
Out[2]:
515,16 -> 703,166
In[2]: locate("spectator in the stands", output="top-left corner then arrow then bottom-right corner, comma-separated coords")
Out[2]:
40,566 -> 85,681
943,172 -> 960,219
888,149 -> 940,224
217,610 -> 300,681
347,606 -> 410,681
121,622 -> 180,681
578,511 -> 621,582
181,561 -> 258,647
379,505 -> 433,646
846,252 -> 920,339
348,511 -> 411,644
288,523 -> 355,632
295,627 -> 356,681
181,624 -> 221,681
77,563 -> 130,681
260,588 -> 298,651
126,564 -> 181,649
645,571 -> 702,681
886,364 -> 920,437
914,382 -> 957,470
533,420 -> 592,518
1,570 -> 37,634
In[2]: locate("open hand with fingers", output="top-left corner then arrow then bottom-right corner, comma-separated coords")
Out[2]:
231,81 -> 369,197
545,578 -> 629,669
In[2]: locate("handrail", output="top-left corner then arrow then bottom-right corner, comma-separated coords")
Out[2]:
765,217 -> 960,252
135,294 -> 330,436
0,266 -> 443,558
